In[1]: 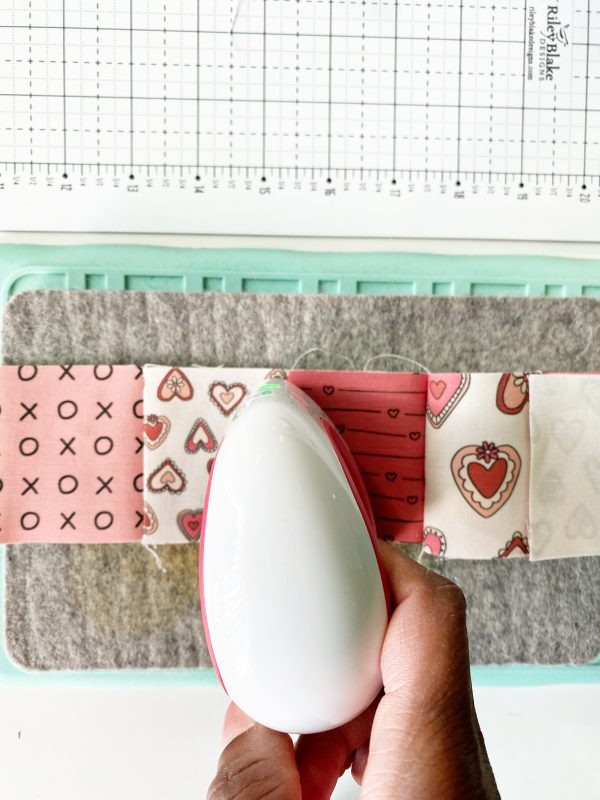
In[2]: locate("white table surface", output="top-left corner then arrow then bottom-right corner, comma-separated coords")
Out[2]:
0,684 -> 599,799
1,231 -> 599,799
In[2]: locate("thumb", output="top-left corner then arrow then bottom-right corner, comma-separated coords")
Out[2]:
359,541 -> 498,799
208,703 -> 301,800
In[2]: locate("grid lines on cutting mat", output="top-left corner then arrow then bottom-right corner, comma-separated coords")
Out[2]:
0,0 -> 598,186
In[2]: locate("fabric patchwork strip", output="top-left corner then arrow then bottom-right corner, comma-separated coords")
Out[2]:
423,373 -> 531,559
142,366 -> 282,544
2,364 -> 599,560
0,365 -> 144,543
288,369 -> 427,543
528,374 -> 600,560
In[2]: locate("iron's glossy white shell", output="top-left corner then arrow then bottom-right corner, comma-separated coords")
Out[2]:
201,388 -> 388,734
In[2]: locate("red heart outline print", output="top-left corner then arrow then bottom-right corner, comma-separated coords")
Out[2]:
143,414 -> 171,450
422,526 -> 446,557
176,508 -> 203,542
143,502 -> 158,535
496,372 -> 530,415
157,367 -> 194,402
147,458 -> 187,495
265,367 -> 287,381
498,531 -> 529,558
467,459 -> 507,498
209,381 -> 247,416
184,417 -> 217,454
426,373 -> 471,429
451,442 -> 521,518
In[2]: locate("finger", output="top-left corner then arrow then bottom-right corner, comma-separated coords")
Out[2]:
208,703 -> 301,800
293,544 -> 466,799
375,539 -> 470,696
295,696 -> 379,800
221,702 -> 257,749
375,537 -> 455,607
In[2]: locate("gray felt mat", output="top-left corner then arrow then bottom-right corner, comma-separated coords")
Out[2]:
4,290 -> 600,670
6,544 -> 207,670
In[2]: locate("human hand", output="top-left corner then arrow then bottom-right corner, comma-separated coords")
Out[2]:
207,540 -> 499,799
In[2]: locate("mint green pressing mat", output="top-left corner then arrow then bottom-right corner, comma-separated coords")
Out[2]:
0,243 -> 598,688
3,244 -> 600,302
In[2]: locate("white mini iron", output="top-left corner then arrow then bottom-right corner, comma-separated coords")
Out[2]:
199,378 -> 390,734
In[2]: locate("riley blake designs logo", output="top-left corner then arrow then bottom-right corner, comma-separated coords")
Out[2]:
540,5 -> 570,81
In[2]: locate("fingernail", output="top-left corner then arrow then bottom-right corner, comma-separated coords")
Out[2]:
221,703 -> 257,749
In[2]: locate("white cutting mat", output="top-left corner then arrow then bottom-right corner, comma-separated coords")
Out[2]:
0,0 -> 599,239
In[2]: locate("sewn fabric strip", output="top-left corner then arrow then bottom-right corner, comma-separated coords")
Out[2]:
6,363 -> 600,557
288,369 -> 427,543
0,365 -> 144,544
529,374 -> 600,560
423,373 -> 531,559
142,365 -> 281,544
143,366 -> 427,544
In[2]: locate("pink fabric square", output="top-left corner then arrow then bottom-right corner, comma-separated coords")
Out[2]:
288,370 -> 427,543
0,365 -> 144,543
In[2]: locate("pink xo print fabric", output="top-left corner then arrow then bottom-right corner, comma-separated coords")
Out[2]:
0,365 -> 144,544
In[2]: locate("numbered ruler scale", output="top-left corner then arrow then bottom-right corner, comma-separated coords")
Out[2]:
0,0 -> 598,237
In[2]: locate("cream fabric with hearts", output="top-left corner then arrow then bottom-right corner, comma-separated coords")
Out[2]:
529,374 -> 600,560
423,372 -> 531,559
142,366 -> 275,544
